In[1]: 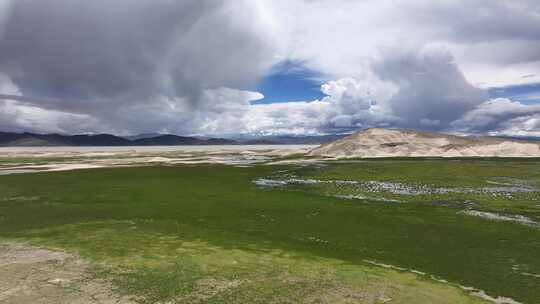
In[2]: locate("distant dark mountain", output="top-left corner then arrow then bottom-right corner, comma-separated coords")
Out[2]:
0,131 -> 236,146
131,134 -> 238,145
62,134 -> 132,146
0,131 -> 270,146
0,132 -> 27,144
123,133 -> 162,141
204,138 -> 238,145
0,131 -> 341,147
0,132 -> 132,146
132,134 -> 203,145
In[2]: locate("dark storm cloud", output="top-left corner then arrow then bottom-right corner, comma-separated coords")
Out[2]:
373,47 -> 488,129
2,1 -> 200,100
0,0 -> 277,108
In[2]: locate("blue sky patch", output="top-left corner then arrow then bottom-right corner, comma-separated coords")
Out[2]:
488,83 -> 540,105
252,60 -> 327,104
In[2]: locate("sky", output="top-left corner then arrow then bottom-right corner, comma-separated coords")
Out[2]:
1,0 -> 540,137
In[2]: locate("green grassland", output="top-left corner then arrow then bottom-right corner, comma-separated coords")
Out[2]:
290,159 -> 540,217
1,160 -> 539,303
304,158 -> 540,187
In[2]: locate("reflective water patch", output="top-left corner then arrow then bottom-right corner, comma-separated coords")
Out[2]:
460,210 -> 539,227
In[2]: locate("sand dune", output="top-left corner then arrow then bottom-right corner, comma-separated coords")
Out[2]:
308,128 -> 540,158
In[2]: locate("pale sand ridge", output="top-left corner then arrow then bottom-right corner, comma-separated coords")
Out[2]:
308,128 -> 540,158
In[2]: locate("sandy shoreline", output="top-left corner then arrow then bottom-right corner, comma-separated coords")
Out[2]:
0,145 -> 318,153
0,145 -> 319,174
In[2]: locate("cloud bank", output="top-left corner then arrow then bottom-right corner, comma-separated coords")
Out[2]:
0,0 -> 539,137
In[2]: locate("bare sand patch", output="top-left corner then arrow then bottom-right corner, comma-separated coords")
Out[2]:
0,242 -> 134,304
0,145 -> 317,175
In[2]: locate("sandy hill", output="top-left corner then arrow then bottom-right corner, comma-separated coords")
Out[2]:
308,128 -> 540,158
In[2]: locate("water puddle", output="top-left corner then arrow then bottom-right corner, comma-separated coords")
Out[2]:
460,210 -> 539,227
253,177 -> 537,197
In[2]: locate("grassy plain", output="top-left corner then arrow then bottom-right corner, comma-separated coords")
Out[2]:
1,159 -> 539,303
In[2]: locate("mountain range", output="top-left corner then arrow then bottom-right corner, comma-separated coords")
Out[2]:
0,131 -> 344,146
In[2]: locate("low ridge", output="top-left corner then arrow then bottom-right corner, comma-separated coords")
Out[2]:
308,128 -> 540,158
